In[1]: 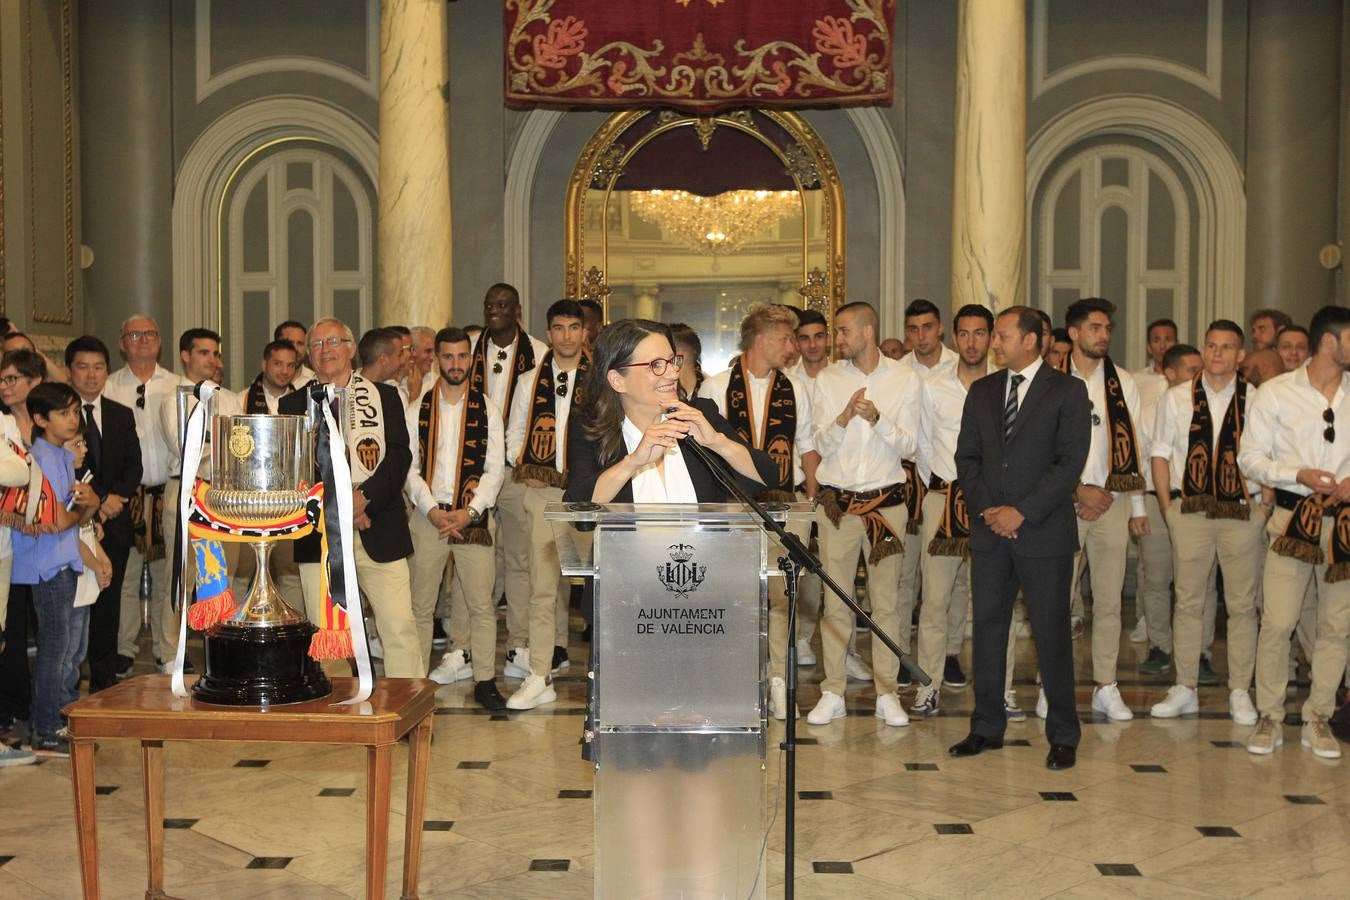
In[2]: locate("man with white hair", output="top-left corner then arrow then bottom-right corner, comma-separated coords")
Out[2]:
105,315 -> 180,675
402,326 -> 437,407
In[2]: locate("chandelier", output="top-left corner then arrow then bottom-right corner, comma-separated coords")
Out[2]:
629,189 -> 800,255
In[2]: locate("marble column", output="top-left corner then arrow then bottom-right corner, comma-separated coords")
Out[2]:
78,0 -> 173,342
949,0 -> 1026,314
633,284 -> 661,321
1246,0 -> 1340,326
378,0 -> 453,328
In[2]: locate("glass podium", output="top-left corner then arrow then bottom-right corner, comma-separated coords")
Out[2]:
547,502 -> 813,899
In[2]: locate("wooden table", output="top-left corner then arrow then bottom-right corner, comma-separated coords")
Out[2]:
63,675 -> 437,900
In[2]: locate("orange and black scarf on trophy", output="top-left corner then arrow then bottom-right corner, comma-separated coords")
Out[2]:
926,477 -> 970,559
818,485 -> 905,565
1180,374 -> 1251,520
469,326 -> 536,416
724,360 -> 797,502
1272,492 -> 1350,583
1057,354 -> 1146,492
514,351 -> 590,489
417,382 -> 492,547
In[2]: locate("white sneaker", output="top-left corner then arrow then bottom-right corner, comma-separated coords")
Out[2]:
1229,689 -> 1258,726
795,639 -> 816,667
503,647 -> 531,680
1246,716 -> 1284,755
1150,684 -> 1199,719
1129,618 -> 1148,643
845,651 -> 872,682
1004,690 -> 1027,722
1301,717 -> 1342,759
1035,686 -> 1049,719
1092,682 -> 1134,721
505,674 -> 556,710
875,692 -> 910,727
807,691 -> 847,725
769,676 -> 798,720
429,649 -> 472,685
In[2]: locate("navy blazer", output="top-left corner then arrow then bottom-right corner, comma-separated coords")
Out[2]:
954,363 -> 1091,559
563,397 -> 778,504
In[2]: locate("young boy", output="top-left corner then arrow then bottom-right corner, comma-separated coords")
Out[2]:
12,383 -> 99,757
68,427 -> 111,711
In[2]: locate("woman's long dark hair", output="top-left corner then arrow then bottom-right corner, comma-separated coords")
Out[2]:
579,318 -> 675,467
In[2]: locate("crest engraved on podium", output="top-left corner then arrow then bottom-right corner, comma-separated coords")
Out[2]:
228,424 -> 255,460
657,542 -> 707,599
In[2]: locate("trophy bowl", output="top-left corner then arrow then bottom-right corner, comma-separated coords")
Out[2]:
192,414 -> 331,706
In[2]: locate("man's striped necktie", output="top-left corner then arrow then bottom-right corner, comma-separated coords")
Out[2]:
1003,373 -> 1025,441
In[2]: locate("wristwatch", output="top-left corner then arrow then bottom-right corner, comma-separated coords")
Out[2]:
467,507 -> 484,526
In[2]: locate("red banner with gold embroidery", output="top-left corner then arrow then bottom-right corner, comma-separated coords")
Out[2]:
505,0 -> 894,112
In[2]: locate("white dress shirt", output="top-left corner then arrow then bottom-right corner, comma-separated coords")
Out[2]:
621,415 -> 698,503
1238,363 -> 1350,495
506,360 -> 580,474
292,364 -> 316,390
156,377 -> 243,478
918,360 -> 996,485
469,330 -> 549,418
1151,374 -> 1261,495
1005,355 -> 1042,410
812,355 -> 921,491
1133,366 -> 1169,410
258,383 -> 288,415
105,364 -> 179,486
697,365 -> 816,485
405,390 -> 505,517
1069,357 -> 1146,516
897,345 -> 958,377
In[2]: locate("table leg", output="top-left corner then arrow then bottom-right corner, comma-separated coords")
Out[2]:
70,738 -> 99,900
400,716 -> 432,900
142,740 -> 168,900
366,742 -> 394,900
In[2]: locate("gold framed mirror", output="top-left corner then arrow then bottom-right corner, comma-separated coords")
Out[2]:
564,109 -> 845,374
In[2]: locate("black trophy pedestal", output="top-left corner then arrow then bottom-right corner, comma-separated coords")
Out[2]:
192,621 -> 332,706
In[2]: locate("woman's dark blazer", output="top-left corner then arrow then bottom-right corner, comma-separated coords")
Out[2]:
563,397 -> 778,503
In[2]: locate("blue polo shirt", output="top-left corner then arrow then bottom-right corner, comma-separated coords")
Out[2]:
11,437 -> 83,584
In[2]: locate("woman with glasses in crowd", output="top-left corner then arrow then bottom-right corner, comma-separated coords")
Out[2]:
564,319 -> 776,504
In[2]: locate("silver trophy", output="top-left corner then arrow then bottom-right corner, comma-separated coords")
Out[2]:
204,414 -> 312,627
186,398 -> 332,706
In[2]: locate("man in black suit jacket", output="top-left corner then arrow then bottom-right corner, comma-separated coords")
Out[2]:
66,336 -> 144,691
950,306 -> 1091,770
279,319 -> 421,678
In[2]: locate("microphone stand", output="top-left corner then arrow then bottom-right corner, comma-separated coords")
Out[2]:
675,428 -> 930,900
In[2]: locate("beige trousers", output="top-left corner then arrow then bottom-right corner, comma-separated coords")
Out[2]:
915,490 -> 974,684
408,510 -> 498,682
1073,497 -> 1129,684
523,484 -> 569,678
299,537 -> 422,678
1134,493 -> 1174,652
495,476 -> 532,648
1164,506 -> 1264,690
767,512 -> 815,680
817,504 -> 912,696
1255,507 -> 1350,721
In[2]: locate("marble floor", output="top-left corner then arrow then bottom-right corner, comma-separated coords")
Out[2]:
2,615 -> 1349,899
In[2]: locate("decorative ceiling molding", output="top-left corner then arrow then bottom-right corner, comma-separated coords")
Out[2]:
1027,93 -> 1245,330
1032,0 -> 1223,100
194,0 -> 379,103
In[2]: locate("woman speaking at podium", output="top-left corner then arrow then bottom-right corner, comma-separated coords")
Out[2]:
564,319 -> 777,503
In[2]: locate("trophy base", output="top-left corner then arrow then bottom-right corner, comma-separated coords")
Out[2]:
192,621 -> 332,706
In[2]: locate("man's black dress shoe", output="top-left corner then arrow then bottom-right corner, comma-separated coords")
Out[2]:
474,679 -> 507,711
1046,743 -> 1076,770
948,733 -> 1003,757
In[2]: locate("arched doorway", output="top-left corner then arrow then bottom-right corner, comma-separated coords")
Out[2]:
564,109 -> 846,374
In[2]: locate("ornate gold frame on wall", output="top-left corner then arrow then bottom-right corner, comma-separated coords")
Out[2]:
563,109 -> 846,326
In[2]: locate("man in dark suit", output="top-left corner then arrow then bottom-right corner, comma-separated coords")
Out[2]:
949,306 -> 1091,769
278,318 -> 421,678
66,336 -> 144,692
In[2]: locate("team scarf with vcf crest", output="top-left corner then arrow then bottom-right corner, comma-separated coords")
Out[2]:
723,359 -> 797,502
469,327 -> 536,416
417,381 -> 492,546
1180,373 -> 1251,520
1272,493 -> 1350,583
514,351 -> 589,489
1057,354 -> 1145,492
